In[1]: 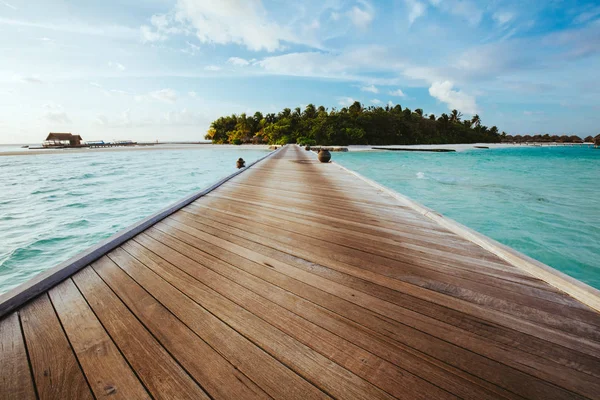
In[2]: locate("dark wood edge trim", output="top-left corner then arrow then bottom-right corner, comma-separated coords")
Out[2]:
303,146 -> 600,312
0,146 -> 283,318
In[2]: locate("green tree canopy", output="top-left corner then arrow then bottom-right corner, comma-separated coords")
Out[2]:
205,102 -> 504,145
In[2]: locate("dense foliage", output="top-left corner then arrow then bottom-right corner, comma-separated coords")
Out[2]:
205,102 -> 503,145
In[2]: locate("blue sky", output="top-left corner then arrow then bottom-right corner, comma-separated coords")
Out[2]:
1,0 -> 600,143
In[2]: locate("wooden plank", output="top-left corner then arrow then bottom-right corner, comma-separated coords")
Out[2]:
131,232 -> 523,400
158,214 -> 600,357
121,239 -> 461,400
49,278 -> 150,400
177,206 -> 600,331
0,312 -> 36,400
90,256 -> 271,400
108,246 -> 393,400
147,222 -> 598,399
20,294 -> 93,400
71,266 -> 210,400
136,228 -> 600,382
103,248 -> 330,400
0,147 -> 280,319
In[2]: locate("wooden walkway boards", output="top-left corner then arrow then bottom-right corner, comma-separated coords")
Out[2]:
2,144 -> 600,399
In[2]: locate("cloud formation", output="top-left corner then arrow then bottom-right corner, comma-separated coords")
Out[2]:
227,57 -> 250,66
428,81 -> 477,114
149,88 -> 178,103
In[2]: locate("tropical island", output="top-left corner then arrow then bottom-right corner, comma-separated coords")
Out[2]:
205,102 -> 503,145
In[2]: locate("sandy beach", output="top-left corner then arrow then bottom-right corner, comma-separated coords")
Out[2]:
0,143 -> 273,157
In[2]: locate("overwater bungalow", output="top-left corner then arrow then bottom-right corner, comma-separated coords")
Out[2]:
43,133 -> 83,147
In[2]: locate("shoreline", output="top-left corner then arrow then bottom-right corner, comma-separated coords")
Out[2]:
0,141 -> 593,157
0,143 -> 272,157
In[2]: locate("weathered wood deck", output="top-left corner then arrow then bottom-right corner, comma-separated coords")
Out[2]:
2,144 -> 600,399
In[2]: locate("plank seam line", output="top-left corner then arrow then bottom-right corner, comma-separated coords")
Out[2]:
17,310 -> 40,400
308,146 -> 600,313
0,146 -> 283,319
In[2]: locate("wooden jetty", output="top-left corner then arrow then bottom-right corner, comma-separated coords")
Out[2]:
2,144 -> 600,399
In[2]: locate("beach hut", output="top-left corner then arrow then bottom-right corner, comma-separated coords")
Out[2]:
569,135 -> 583,143
584,136 -> 594,143
44,133 -> 83,147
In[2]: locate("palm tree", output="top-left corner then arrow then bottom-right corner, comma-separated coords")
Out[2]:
449,109 -> 462,123
471,114 -> 481,128
429,114 -> 435,120
414,108 -> 424,117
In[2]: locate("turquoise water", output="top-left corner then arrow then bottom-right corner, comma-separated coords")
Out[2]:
335,146 -> 600,289
0,148 -> 268,294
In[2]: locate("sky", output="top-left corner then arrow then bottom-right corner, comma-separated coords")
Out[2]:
1,0 -> 600,143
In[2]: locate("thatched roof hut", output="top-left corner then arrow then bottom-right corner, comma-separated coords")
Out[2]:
44,133 -> 82,147
584,136 -> 594,143
569,135 -> 583,143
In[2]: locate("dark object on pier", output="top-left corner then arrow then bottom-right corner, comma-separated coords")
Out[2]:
318,149 -> 331,163
236,158 -> 245,169
305,146 -> 311,151
372,147 -> 456,152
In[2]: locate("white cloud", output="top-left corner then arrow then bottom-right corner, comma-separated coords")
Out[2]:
42,104 -> 71,124
429,0 -> 482,26
428,81 -> 477,114
0,17 -> 137,38
108,61 -> 126,71
95,115 -> 109,126
227,57 -> 250,66
493,11 -> 514,26
347,1 -> 374,29
370,99 -> 382,104
405,0 -> 426,25
361,84 -> 379,93
150,88 -> 178,103
181,41 -> 200,55
188,91 -> 197,97
204,65 -> 221,71
389,88 -> 405,97
255,47 -> 402,85
140,25 -> 166,42
1,2 -> 17,10
19,76 -> 44,84
172,0 -> 301,51
89,82 -> 102,88
338,97 -> 355,106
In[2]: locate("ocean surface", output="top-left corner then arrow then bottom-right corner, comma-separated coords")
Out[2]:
0,146 -> 268,294
334,146 -> 600,289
